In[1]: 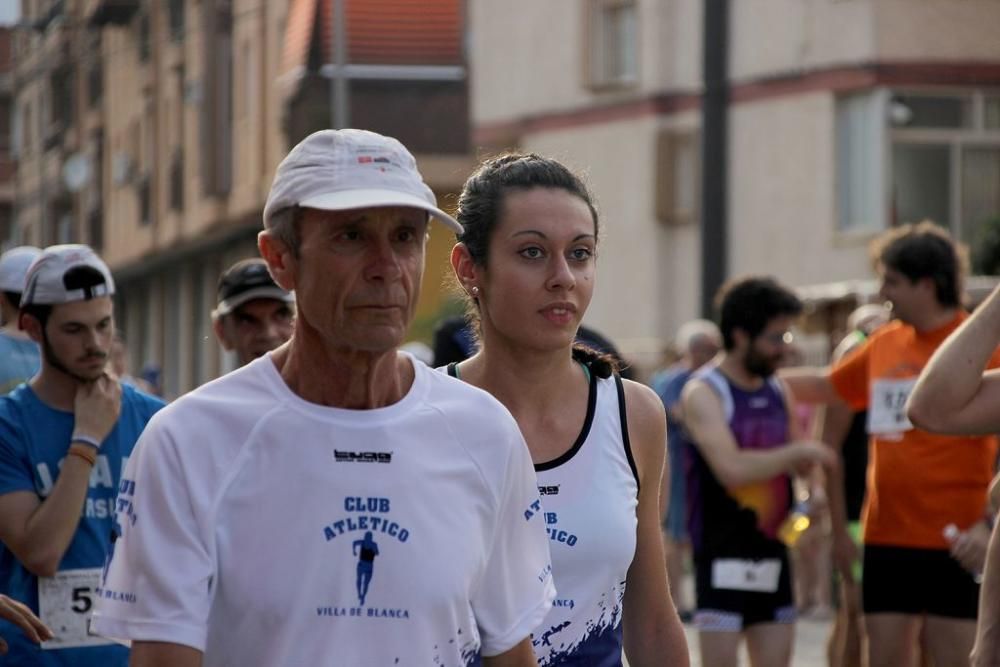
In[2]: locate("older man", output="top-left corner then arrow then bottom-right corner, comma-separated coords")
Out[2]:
92,129 -> 555,667
212,258 -> 294,367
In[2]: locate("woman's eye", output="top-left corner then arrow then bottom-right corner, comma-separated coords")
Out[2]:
519,247 -> 543,259
571,248 -> 593,261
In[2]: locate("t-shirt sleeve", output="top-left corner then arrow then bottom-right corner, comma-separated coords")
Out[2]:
829,339 -> 872,411
0,412 -> 35,496
91,417 -> 215,652
986,344 -> 1000,370
471,421 -> 555,656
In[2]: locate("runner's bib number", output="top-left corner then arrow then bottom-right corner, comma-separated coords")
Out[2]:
711,558 -> 781,593
867,377 -> 917,435
38,568 -> 111,649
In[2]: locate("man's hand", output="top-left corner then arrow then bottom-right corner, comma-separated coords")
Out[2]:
831,527 -> 860,583
0,594 -> 53,654
948,521 -> 991,576
73,373 -> 122,444
792,441 -> 837,474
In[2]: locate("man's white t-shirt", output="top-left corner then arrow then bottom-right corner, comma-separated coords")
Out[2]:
92,353 -> 555,665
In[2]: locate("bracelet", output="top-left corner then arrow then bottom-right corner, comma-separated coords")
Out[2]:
71,434 -> 102,450
67,443 -> 97,467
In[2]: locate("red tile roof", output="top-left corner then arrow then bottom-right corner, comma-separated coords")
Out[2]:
283,0 -> 464,76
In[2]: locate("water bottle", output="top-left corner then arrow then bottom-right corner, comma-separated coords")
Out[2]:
944,523 -> 983,583
778,501 -> 811,547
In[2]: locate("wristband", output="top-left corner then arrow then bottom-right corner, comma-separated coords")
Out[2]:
67,443 -> 98,467
71,434 -> 102,450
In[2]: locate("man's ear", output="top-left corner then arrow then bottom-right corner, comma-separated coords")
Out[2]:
450,243 -> 479,295
212,316 -> 233,351
19,312 -> 43,344
731,327 -> 750,351
259,231 -> 297,292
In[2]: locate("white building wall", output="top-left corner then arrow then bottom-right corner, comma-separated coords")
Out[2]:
728,92 -> 874,285
517,116 -> 700,369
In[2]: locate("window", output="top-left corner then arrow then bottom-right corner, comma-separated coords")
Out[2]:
137,12 -> 150,62
170,149 -> 183,211
138,175 -> 151,226
837,89 -> 1000,246
587,0 -> 637,88
168,0 -> 185,42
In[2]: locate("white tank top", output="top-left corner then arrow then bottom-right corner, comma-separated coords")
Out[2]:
531,371 -> 640,666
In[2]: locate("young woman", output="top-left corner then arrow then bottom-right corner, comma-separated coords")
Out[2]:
447,154 -> 690,666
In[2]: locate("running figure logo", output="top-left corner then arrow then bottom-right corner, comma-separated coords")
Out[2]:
353,531 -> 380,605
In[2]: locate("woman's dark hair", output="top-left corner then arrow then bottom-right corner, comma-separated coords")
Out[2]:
871,220 -> 967,308
571,344 -> 617,379
454,153 -> 611,376
456,153 -> 599,266
714,276 -> 803,351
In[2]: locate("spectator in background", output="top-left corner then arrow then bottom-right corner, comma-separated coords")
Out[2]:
652,318 -> 721,620
822,302 -> 889,667
109,330 -> 156,394
0,246 -> 42,393
212,258 -> 295,367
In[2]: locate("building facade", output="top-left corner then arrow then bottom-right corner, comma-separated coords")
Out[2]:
469,0 -> 1000,369
11,0 -> 472,397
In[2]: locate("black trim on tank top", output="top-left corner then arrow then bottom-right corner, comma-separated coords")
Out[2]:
614,373 -> 641,492
534,365 -> 598,472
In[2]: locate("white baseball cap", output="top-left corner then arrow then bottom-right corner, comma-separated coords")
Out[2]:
262,129 -> 461,233
21,244 -> 115,306
0,246 -> 42,293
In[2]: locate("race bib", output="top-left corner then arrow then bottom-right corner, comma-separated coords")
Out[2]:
711,558 -> 781,593
38,568 -> 112,649
867,377 -> 917,435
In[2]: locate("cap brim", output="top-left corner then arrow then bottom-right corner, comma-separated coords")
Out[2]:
215,286 -> 295,317
299,188 -> 462,234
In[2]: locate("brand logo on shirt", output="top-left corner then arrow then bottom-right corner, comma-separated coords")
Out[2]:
333,450 -> 393,464
538,485 -> 560,496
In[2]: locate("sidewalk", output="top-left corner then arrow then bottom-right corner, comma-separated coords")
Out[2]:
682,614 -> 832,666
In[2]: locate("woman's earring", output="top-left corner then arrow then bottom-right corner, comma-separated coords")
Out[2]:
470,286 -> 480,298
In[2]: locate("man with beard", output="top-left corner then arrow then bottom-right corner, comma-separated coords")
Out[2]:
0,245 -> 164,666
782,222 -> 998,667
680,276 -> 834,667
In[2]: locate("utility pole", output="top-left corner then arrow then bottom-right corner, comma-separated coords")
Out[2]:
700,0 -> 729,317
330,0 -> 349,128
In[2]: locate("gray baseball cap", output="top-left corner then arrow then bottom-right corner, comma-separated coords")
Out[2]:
21,244 -> 115,306
262,129 -> 461,233
0,246 -> 42,293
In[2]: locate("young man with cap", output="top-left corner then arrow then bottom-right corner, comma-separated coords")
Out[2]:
93,129 -> 555,667
0,246 -> 43,393
0,244 -> 165,666
212,257 -> 294,367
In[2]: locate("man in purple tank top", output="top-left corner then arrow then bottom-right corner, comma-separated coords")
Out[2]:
681,276 -> 835,667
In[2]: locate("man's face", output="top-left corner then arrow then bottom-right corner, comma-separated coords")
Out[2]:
215,298 -> 295,366
877,264 -> 927,325
34,297 -> 115,383
283,206 -> 427,355
741,316 -> 795,378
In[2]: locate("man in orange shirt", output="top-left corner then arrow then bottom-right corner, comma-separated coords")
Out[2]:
783,222 -> 997,667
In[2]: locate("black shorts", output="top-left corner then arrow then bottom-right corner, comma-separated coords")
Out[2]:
862,544 -> 979,619
693,550 -> 796,631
